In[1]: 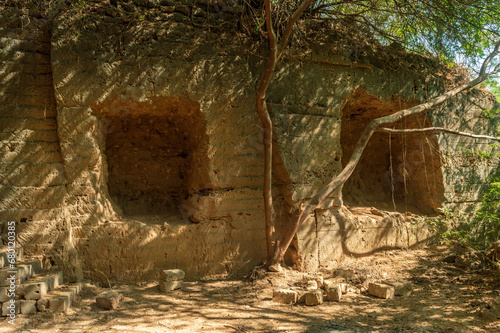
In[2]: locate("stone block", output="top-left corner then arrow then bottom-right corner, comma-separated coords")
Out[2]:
36,299 -> 49,312
382,279 -> 413,296
160,269 -> 185,281
323,277 -> 346,290
53,283 -> 82,307
16,247 -> 24,261
272,289 -> 297,304
28,260 -> 43,274
0,268 -> 16,281
368,283 -> 394,299
2,299 -> 20,316
37,271 -> 63,290
302,274 -> 324,289
96,291 -> 123,310
305,280 -> 318,290
0,270 -> 20,287
0,286 -> 14,302
326,285 -> 342,302
51,271 -> 64,289
296,289 -> 307,304
20,282 -> 48,300
323,278 -> 348,294
49,297 -> 69,313
36,283 -> 82,313
159,280 -> 183,292
305,290 -> 323,306
340,283 -> 349,294
16,264 -> 33,282
1,261 -> 36,283
20,300 -> 37,314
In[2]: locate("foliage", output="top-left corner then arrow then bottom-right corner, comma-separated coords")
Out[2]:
458,145 -> 500,159
482,108 -> 499,120
486,78 -> 500,102
438,176 -> 500,250
305,0 -> 500,69
472,177 -> 500,248
437,208 -> 470,245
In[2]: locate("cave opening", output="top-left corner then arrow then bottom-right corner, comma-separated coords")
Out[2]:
340,88 -> 445,215
97,96 -> 209,219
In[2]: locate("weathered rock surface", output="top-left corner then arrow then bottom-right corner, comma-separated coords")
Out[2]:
159,280 -> 183,292
368,283 -> 395,299
323,277 -> 346,289
96,291 -> 124,310
305,280 -> 318,290
305,290 -> 323,306
161,269 -> 185,281
302,274 -> 324,289
382,279 -> 412,296
326,285 -> 342,302
295,289 -> 307,304
272,289 -> 297,305
2,300 -> 20,316
20,300 -> 37,314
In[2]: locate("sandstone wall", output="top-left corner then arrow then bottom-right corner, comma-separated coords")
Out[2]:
49,1 -> 269,282
431,91 -> 500,214
1,1 -> 498,283
0,7 -> 70,261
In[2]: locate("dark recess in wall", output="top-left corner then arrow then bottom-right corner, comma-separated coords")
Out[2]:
96,96 -> 210,217
340,88 -> 445,214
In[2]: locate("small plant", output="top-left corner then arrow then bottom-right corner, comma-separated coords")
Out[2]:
436,174 -> 500,250
482,108 -> 499,121
477,150 -> 499,159
435,208 -> 470,244
472,177 -> 500,249
457,146 -> 500,159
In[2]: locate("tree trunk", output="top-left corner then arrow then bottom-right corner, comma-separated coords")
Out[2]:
256,0 -> 278,262
256,0 -> 314,264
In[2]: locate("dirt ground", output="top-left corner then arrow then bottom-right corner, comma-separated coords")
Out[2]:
4,243 -> 500,333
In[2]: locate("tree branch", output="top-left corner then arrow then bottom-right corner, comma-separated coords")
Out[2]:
277,0 -> 315,60
377,127 -> 500,141
479,42 -> 500,77
264,0 -> 277,59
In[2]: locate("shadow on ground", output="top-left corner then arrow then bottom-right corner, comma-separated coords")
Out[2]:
9,244 -> 500,333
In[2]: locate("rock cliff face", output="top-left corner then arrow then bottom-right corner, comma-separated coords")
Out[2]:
1,1 -> 498,282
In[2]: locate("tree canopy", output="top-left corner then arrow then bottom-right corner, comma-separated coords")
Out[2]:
260,0 -> 500,68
